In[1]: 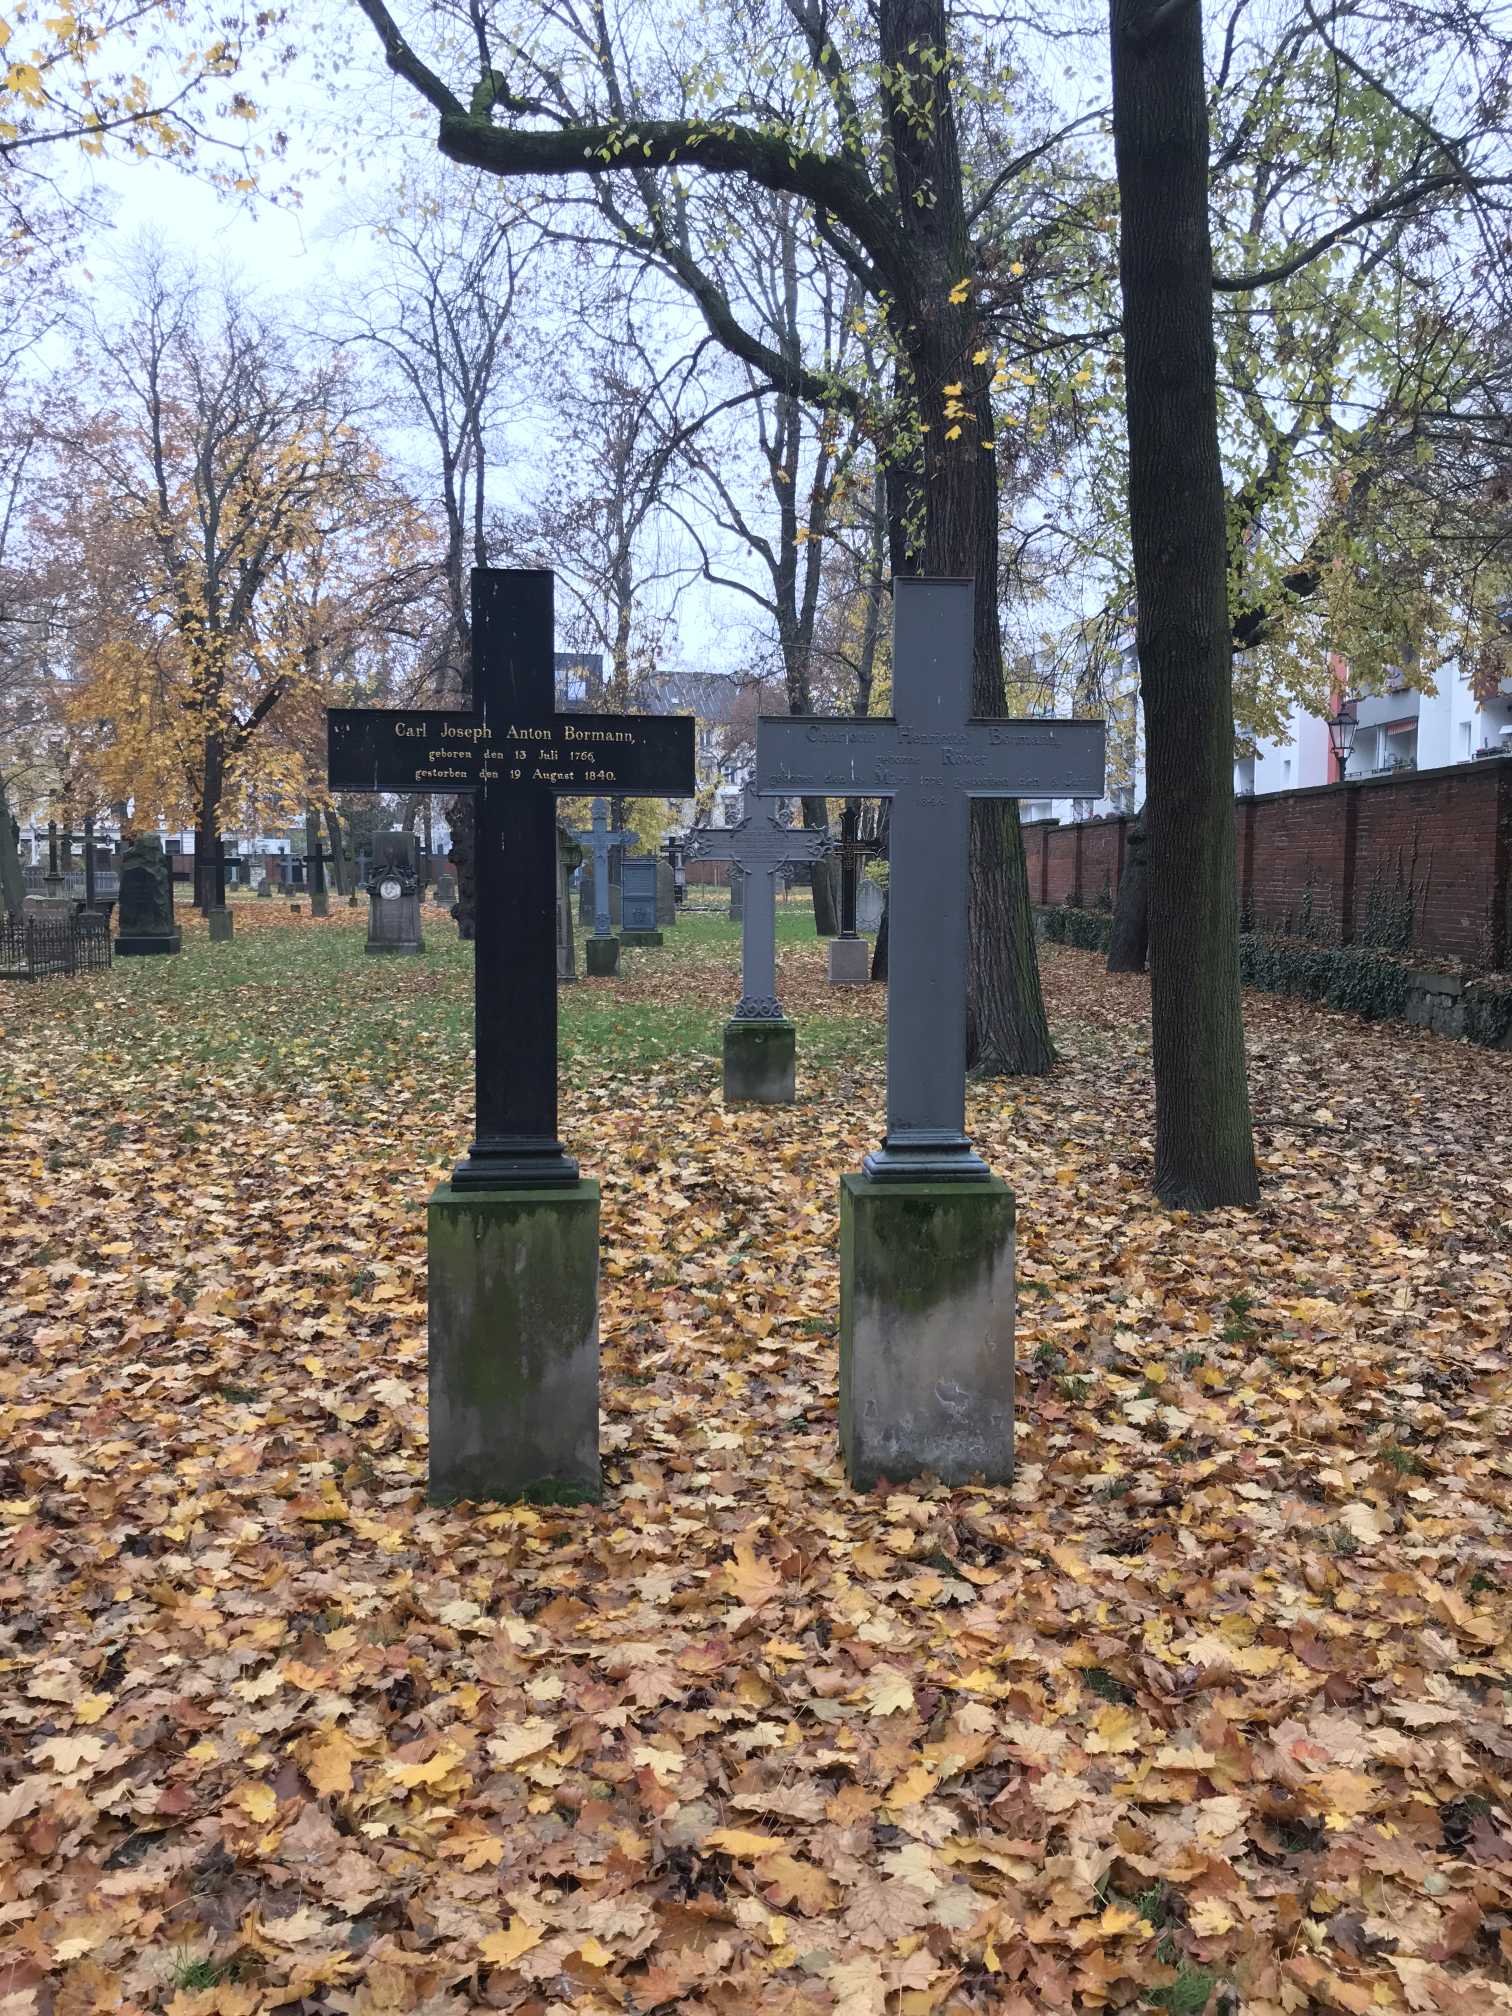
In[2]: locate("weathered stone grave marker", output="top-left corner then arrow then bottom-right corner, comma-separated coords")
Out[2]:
328,568 -> 693,1502
115,833 -> 181,957
365,832 -> 424,955
757,577 -> 1104,1486
571,796 -> 627,977
620,856 -> 662,946
688,790 -> 831,1103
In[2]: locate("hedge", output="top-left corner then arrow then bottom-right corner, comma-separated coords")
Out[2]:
1035,906 -> 1512,1048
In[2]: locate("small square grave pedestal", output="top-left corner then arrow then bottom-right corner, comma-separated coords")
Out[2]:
840,1174 -> 1015,1488
428,1181 -> 601,1504
207,906 -> 233,942
585,936 -> 620,977
724,1017 -> 796,1103
827,937 -> 870,985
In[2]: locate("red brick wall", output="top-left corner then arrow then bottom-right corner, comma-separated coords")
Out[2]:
1032,759 -> 1512,970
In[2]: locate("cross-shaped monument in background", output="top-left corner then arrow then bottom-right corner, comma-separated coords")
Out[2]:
328,568 -> 694,1504
571,796 -> 628,977
757,576 -> 1105,1487
687,789 -> 830,1103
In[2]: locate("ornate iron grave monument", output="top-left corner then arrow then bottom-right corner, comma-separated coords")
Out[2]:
328,569 -> 693,1502
570,797 -> 628,977
688,790 -> 831,1103
757,576 -> 1104,1487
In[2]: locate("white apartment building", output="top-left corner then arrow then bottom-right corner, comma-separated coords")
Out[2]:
1033,647 -> 1512,821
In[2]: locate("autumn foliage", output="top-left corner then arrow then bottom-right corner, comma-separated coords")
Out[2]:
2,915 -> 1509,2015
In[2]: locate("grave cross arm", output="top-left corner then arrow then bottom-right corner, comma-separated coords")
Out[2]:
755,577 -> 1105,1180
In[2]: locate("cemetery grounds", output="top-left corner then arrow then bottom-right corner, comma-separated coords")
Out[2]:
1,897 -> 1510,2016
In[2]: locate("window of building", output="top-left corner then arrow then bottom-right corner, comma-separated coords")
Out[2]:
1282,758 -> 1292,788
1460,721 -> 1473,760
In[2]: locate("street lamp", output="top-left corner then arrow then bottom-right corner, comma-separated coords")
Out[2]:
1327,698 -> 1358,775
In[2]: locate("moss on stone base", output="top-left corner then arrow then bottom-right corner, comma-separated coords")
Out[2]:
839,1174 -> 1016,1488
428,1180 -> 600,1505
724,1018 -> 796,1104
621,929 -> 663,947
585,937 -> 620,977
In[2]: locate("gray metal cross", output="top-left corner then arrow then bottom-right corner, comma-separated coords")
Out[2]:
756,577 -> 1105,1181
569,796 -> 628,939
688,790 -> 831,1019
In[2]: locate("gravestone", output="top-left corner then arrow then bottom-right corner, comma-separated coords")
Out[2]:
434,866 -> 457,906
757,577 -> 1104,1487
366,832 -> 424,956
728,864 -> 744,920
557,824 -> 580,983
857,877 -> 884,932
687,791 -> 831,1102
327,567 -> 693,1503
115,834 -> 181,957
620,856 -> 661,947
829,802 -> 877,985
570,797 -> 627,977
656,857 -> 676,927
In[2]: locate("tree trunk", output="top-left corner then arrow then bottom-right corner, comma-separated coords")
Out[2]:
0,777 -> 24,916
450,794 -> 476,939
871,890 -> 889,982
324,806 -> 348,895
1106,813 -> 1149,972
882,0 -> 1053,1075
802,794 -> 839,934
1110,0 -> 1259,1207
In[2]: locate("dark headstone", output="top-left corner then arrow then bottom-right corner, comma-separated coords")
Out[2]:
115,835 -> 181,956
621,857 -> 660,942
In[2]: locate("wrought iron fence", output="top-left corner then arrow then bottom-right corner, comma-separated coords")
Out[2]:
0,912 -> 113,981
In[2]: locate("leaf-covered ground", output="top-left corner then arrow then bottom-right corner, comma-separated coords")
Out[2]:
2,900 -> 1511,2016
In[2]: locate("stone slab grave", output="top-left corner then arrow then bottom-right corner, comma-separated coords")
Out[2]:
687,791 -> 831,1103
656,856 -> 676,927
328,567 -> 694,1502
115,833 -> 181,956
365,832 -> 424,955
570,797 -> 627,977
758,577 -> 1104,1486
620,856 -> 661,946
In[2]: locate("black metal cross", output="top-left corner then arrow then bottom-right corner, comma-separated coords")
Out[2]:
303,837 -> 330,895
328,568 -> 694,1189
206,835 -> 238,909
836,801 -> 877,940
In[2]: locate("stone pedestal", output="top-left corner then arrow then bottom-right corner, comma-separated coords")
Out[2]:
288,901 -> 302,916
621,928 -> 663,948
839,1174 -> 1015,1488
427,1181 -> 601,1505
724,1018 -> 796,1104
257,885 -> 271,899
585,937 -> 620,977
311,890 -> 329,918
207,906 -> 233,942
117,926 -> 182,957
828,936 -> 871,985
